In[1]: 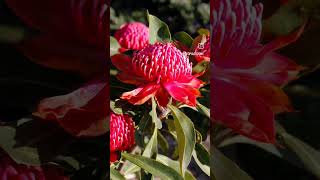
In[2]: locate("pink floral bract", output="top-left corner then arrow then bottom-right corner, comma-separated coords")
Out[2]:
114,22 -> 149,51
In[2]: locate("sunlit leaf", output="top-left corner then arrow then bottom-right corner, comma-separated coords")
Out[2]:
110,36 -> 121,56
122,153 -> 184,180
168,105 -> 196,177
110,168 -> 125,180
147,12 -> 171,44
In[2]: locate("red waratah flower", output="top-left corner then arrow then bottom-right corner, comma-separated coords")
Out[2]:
211,0 -> 304,143
112,43 -> 203,107
193,35 -> 210,62
110,113 -> 135,152
114,22 -> 149,51
0,151 -> 68,180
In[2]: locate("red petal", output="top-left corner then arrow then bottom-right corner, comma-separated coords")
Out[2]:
111,54 -> 146,85
121,83 -> 159,105
33,80 -> 108,137
212,80 -> 275,143
111,54 -> 132,72
155,87 -> 170,107
180,75 -> 204,89
164,82 -> 200,107
18,34 -> 106,77
239,79 -> 293,114
110,152 -> 118,164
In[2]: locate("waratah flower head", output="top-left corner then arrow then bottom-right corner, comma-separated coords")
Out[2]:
110,113 -> 135,152
211,0 -> 304,143
112,42 -> 203,107
132,43 -> 192,82
211,0 -> 263,59
114,22 -> 149,51
0,151 -> 68,180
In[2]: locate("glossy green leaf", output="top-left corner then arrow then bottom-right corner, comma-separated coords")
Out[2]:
173,31 -> 193,48
110,36 -> 120,56
110,168 -> 125,180
122,153 -> 184,180
168,105 -> 196,177
192,60 -> 210,75
196,101 -> 210,118
142,128 -> 158,158
147,12 -> 171,44
211,146 -> 253,180
195,143 -> 210,166
150,97 -> 162,129
156,154 -> 196,180
193,143 -> 210,176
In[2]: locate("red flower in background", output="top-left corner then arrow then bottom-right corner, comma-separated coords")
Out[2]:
110,112 -> 135,164
0,151 -> 68,180
211,0 -> 304,143
5,0 -> 109,137
5,0 -> 107,77
114,22 -> 149,51
112,43 -> 203,107
193,35 -> 210,62
34,80 -> 108,136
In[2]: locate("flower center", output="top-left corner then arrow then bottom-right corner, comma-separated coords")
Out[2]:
132,43 -> 192,82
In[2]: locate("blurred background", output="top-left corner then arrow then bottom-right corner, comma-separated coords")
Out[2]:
0,1 -> 84,122
111,0 -> 210,36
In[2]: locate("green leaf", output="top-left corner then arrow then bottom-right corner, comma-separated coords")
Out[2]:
168,105 -> 196,177
193,143 -> 210,176
277,124 -> 320,178
195,143 -> 210,166
147,12 -> 171,44
196,102 -> 210,118
173,32 -> 193,48
110,168 -> 125,180
192,60 -> 210,75
0,119 -> 79,169
157,131 -> 169,154
219,136 -> 282,158
197,28 -> 210,36
156,154 -> 196,180
110,36 -> 121,56
150,97 -> 162,129
122,153 -> 184,180
211,146 -> 253,180
142,128 -> 158,158
0,25 -> 25,43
